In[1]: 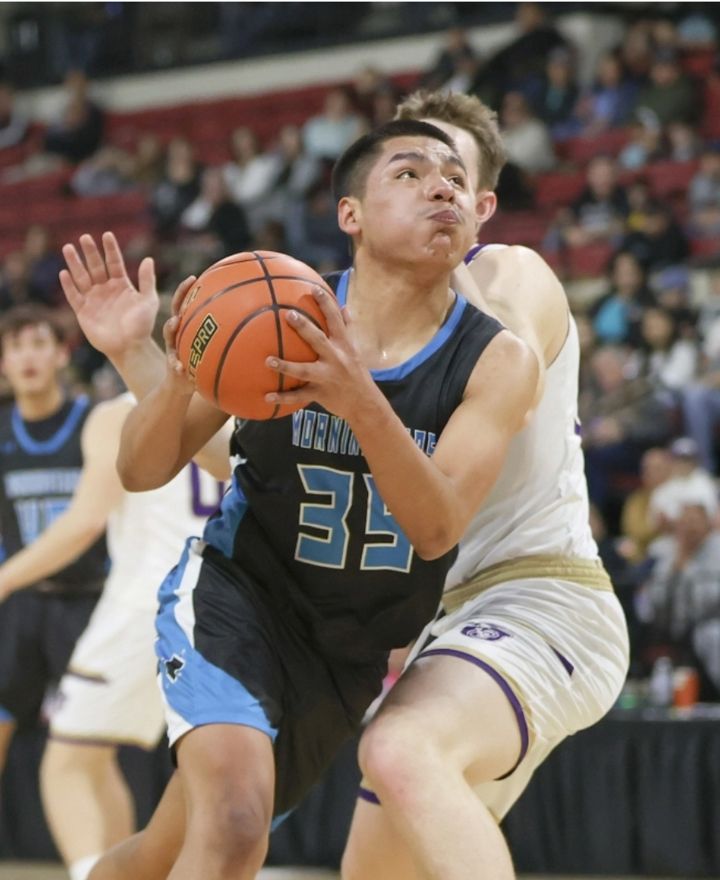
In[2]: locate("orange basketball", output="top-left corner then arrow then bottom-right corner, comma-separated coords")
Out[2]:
175,251 -> 331,420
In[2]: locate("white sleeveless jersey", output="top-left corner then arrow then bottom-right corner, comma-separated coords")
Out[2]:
105,462 -> 225,609
446,313 -> 598,590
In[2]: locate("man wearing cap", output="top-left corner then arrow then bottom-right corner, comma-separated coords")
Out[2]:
640,486 -> 720,700
650,437 -> 719,528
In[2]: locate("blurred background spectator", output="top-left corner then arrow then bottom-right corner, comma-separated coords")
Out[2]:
302,87 -> 366,162
0,81 -> 28,149
639,494 -> 720,700
42,70 -> 105,165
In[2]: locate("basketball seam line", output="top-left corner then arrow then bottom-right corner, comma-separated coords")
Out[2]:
176,272 -> 332,352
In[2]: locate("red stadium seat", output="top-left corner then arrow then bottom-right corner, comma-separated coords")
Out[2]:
565,241 -> 614,278
681,48 -> 717,80
690,237 -> 720,259
555,128 -> 631,164
533,171 -> 586,209
702,75 -> 720,139
643,160 -> 700,199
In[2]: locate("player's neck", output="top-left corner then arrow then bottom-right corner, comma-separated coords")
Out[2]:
347,262 -> 455,369
14,384 -> 65,421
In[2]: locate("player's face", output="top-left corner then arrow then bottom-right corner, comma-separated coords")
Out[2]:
0,323 -> 68,397
421,118 -> 497,228
348,135 -> 477,268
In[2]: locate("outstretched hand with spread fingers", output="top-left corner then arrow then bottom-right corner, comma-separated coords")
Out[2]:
60,231 -> 159,358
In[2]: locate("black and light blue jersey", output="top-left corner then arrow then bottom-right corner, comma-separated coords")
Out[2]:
202,270 -> 504,659
0,397 -> 107,594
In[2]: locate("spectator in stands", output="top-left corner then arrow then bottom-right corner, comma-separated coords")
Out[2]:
283,178 -> 348,273
23,225 -> 63,307
649,17 -> 681,55
625,178 -> 654,231
499,91 -> 556,173
618,21 -> 655,85
130,133 -> 164,191
666,121 -> 702,163
632,48 -> 700,127
639,493 -> 720,700
650,437 -> 719,526
222,126 -> 278,219
0,82 -> 29,150
0,252 -> 45,309
562,155 -> 629,248
688,146 -> 720,238
70,132 -> 164,196
150,136 -> 201,239
254,124 -> 321,230
42,70 -> 105,164
70,144 -> 134,196
682,311 -> 720,474
419,27 -> 479,93
532,46 -> 580,140
621,202 -> 690,271
580,345 -> 675,516
636,305 -> 698,393
180,166 -> 252,262
575,52 -> 638,135
370,87 -> 400,127
620,446 -> 673,562
589,251 -> 655,346
70,132 -> 164,198
677,10 -> 717,48
649,265 -> 696,336
352,66 -> 397,121
302,87 -> 365,162
472,2 -> 570,104
618,116 -> 664,170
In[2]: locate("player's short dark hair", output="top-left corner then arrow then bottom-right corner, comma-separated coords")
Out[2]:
0,304 -> 67,352
331,119 -> 457,202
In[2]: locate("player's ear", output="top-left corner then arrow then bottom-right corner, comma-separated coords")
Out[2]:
55,343 -> 71,371
338,196 -> 361,236
475,190 -> 497,230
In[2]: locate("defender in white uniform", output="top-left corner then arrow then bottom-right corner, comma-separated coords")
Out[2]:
50,446 -> 225,748
342,92 -> 630,880
38,393 -> 227,880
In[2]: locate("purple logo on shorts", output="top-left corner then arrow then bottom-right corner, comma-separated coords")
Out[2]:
461,622 -> 510,641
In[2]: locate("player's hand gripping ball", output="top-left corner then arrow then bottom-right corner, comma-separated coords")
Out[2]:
175,251 -> 331,419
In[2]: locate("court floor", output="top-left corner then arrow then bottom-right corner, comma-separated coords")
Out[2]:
0,867 -> 715,880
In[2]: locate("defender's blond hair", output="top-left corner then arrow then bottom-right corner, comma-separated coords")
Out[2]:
396,91 -> 506,190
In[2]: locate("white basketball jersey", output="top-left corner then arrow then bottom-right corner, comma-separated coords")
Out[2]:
105,462 -> 225,609
446,315 -> 598,590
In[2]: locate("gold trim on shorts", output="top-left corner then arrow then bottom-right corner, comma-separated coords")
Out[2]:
48,729 -> 160,751
443,554 -> 613,615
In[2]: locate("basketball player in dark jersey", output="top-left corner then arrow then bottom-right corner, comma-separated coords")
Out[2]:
59,120 -> 538,880
0,305 -> 107,776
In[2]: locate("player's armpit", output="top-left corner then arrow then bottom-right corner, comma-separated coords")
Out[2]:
186,398 -> 233,481
431,329 -> 539,533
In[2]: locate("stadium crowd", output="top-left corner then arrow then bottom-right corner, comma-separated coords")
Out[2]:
1,3 -> 720,701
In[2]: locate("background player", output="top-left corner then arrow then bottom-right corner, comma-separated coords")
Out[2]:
0,305 -> 107,780
340,91 -> 629,880
38,387 -> 228,880
62,119 -> 538,880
